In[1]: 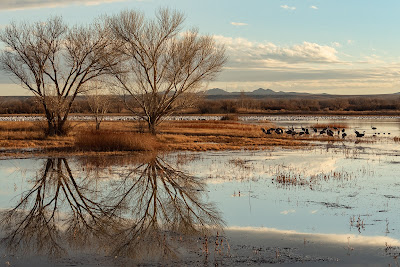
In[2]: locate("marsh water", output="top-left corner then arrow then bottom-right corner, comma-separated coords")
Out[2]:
1,116 -> 400,266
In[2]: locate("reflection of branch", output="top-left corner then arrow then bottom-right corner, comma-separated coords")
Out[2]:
1,158 -> 113,257
1,154 -> 223,262
108,155 -> 224,259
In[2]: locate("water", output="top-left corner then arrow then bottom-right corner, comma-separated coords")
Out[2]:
1,116 -> 400,265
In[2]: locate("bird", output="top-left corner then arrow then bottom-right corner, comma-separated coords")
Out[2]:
275,128 -> 283,134
327,129 -> 334,137
372,126 -> 377,130
313,128 -> 318,133
261,128 -> 271,135
355,130 -> 365,137
342,132 -> 347,138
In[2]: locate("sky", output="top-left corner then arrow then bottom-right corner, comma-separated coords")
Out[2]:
1,0 -> 400,95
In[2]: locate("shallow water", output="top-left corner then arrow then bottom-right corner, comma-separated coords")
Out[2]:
1,116 -> 400,265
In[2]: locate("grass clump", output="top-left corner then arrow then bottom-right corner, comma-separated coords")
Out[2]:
75,130 -> 158,152
220,114 -> 239,121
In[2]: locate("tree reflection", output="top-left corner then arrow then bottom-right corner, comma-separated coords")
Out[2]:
0,155 -> 223,262
106,156 -> 222,259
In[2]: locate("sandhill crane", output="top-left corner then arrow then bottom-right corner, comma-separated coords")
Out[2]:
355,130 -> 365,137
261,128 -> 271,135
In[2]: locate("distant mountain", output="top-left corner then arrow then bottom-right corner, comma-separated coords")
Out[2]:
206,88 -> 232,95
248,88 -> 277,95
205,88 -> 313,96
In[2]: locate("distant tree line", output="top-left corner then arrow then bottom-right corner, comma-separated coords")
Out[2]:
198,96 -> 400,113
2,95 -> 400,115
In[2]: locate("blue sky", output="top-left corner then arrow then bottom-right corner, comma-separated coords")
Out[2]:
1,0 -> 400,95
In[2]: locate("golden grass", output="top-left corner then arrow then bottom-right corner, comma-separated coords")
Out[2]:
0,119 -> 321,156
75,130 -> 158,152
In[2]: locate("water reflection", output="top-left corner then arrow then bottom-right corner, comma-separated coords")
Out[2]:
0,155 -> 223,262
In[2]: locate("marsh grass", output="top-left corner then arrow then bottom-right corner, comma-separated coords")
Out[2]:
220,114 -> 239,121
75,130 -> 158,152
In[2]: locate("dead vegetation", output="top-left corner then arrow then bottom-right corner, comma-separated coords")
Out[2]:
0,119 -> 336,157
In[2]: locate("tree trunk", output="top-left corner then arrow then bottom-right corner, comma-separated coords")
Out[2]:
148,119 -> 157,135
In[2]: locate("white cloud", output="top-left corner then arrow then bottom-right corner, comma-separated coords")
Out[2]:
310,5 -> 318,10
231,22 -> 248,26
281,5 -> 296,10
214,35 -> 339,65
208,35 -> 400,94
0,0 -> 132,10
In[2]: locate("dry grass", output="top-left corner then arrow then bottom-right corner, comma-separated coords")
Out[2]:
75,130 -> 158,152
157,120 -> 306,150
0,119 -> 314,156
220,114 -> 239,121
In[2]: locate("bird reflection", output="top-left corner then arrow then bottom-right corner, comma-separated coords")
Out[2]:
0,155 -> 223,262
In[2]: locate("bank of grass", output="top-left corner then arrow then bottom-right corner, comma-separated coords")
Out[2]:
75,130 -> 158,152
0,119 -> 321,155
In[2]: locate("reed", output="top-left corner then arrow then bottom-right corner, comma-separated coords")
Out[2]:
75,130 -> 158,152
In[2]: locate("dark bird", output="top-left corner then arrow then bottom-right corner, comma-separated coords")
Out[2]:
342,132 -> 347,138
313,128 -> 318,133
261,128 -> 271,135
275,128 -> 283,134
355,130 -> 365,137
372,126 -> 377,130
327,129 -> 334,137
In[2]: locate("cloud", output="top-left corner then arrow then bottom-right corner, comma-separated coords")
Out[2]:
310,5 -> 318,10
214,35 -> 340,65
281,5 -> 296,10
231,22 -> 248,26
209,35 -> 400,94
0,0 -> 131,11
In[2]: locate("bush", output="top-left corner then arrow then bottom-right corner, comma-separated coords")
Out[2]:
75,130 -> 158,151
220,114 -> 239,121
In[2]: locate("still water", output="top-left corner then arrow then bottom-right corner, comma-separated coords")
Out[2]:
1,116 -> 400,265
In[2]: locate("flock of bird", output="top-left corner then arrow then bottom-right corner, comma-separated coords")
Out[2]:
261,126 -> 388,138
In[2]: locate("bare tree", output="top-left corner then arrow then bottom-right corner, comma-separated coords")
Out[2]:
0,17 -> 120,135
107,8 -> 227,134
84,80 -> 113,130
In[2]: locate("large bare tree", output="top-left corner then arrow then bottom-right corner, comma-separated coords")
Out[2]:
108,9 -> 227,134
0,17 -> 120,135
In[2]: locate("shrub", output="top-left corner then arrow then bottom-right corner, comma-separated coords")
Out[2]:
220,114 -> 239,121
75,130 -> 158,151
